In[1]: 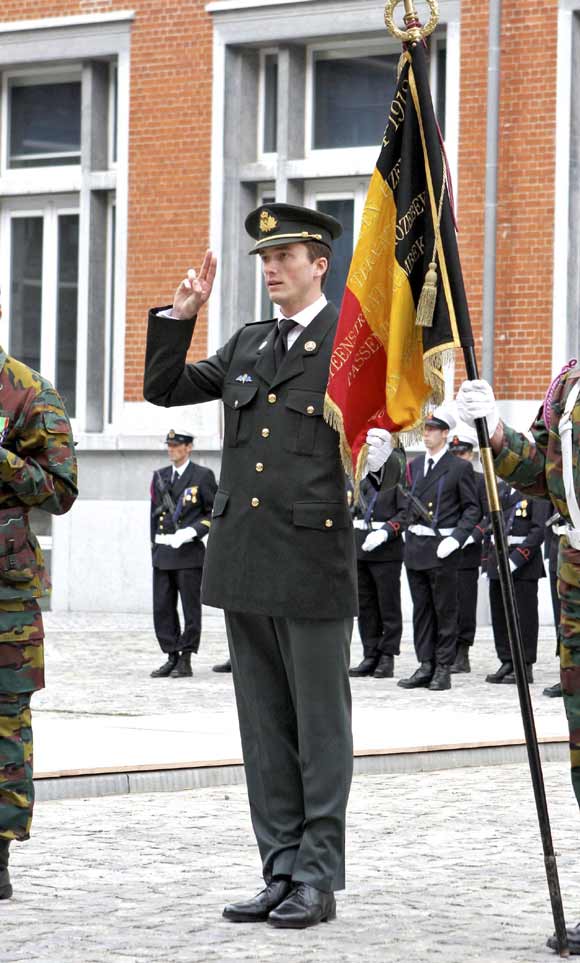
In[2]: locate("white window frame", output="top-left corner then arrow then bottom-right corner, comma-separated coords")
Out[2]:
104,194 -> 117,424
257,47 -> 278,161
254,183 -> 276,320
0,194 -> 82,427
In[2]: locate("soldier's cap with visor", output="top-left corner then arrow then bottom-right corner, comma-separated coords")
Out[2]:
165,429 -> 194,446
424,404 -> 456,432
448,422 -> 478,454
245,203 -> 342,255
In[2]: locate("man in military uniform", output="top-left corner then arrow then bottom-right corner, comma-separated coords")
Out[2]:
484,486 -> 548,684
349,477 -> 406,679
457,372 -> 580,953
144,204 -> 394,928
398,405 -> 480,692
150,429 -> 217,678
0,329 -> 77,899
448,424 -> 488,674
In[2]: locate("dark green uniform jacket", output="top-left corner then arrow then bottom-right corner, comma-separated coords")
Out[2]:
144,304 -> 357,619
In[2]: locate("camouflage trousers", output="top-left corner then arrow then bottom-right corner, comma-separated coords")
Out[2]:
559,541 -> 580,808
0,692 -> 33,840
0,599 -> 44,841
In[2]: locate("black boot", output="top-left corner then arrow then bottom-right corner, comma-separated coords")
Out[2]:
428,664 -> 452,691
397,661 -> 434,689
170,652 -> 193,677
502,663 -> 533,684
150,653 -> 179,678
349,656 -> 378,678
543,681 -> 563,698
485,661 -> 513,683
212,659 -> 232,673
373,654 -> 394,678
0,839 -> 12,900
450,642 -> 471,674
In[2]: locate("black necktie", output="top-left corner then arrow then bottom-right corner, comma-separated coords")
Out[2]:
170,470 -> 178,492
273,318 -> 296,370
426,458 -> 434,477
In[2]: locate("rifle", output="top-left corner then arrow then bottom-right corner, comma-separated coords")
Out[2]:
397,483 -> 442,537
153,471 -> 177,533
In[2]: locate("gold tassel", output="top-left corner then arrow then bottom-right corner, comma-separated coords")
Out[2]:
416,261 -> 438,328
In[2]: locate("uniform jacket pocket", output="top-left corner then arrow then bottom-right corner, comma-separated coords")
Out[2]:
0,508 -> 37,585
284,389 -> 329,455
222,383 -> 258,447
293,501 -> 350,530
212,490 -> 230,518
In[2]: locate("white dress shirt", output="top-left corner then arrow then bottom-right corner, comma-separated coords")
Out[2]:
276,294 -> 327,350
423,446 -> 447,477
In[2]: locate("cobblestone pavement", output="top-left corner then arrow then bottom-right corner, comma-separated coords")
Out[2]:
36,610 -> 564,729
2,761 -> 579,963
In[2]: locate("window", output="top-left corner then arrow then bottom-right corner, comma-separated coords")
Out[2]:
261,53 -> 278,155
312,49 -> 400,150
316,197 -> 355,309
7,72 -> 81,169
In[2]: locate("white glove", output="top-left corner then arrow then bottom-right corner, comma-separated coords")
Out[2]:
509,558 -> 518,573
436,536 -> 460,559
463,535 -> 475,547
154,533 -> 171,545
361,529 -> 389,552
456,380 -> 500,435
365,428 -> 393,473
166,527 -> 197,549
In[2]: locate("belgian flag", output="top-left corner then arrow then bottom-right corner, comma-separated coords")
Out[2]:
324,41 -> 473,482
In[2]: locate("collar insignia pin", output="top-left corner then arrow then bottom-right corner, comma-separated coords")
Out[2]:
304,340 -> 317,352
258,340 -> 268,352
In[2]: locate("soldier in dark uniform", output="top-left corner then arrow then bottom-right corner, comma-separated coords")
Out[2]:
144,204 -> 395,928
150,429 -> 217,678
349,477 -> 406,679
398,405 -> 480,692
448,424 -> 488,674
484,485 -> 548,684
0,327 -> 77,899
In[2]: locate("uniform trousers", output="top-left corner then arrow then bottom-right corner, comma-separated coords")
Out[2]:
457,567 -> 479,648
406,565 -> 459,666
0,693 -> 34,841
489,578 -> 539,663
356,560 -> 402,658
152,567 -> 202,655
224,612 -> 353,892
557,540 -> 580,807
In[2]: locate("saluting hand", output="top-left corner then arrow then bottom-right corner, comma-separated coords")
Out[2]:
172,250 -> 217,320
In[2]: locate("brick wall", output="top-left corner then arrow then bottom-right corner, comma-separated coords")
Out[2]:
457,0 -> 558,396
0,0 -> 213,402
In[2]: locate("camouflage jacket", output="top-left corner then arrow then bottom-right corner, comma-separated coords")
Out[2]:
0,347 -> 77,601
494,366 -> 580,522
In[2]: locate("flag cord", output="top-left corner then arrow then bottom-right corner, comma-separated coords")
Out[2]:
416,158 -> 446,328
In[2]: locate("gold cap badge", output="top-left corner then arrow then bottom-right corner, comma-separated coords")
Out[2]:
168,429 -> 176,439
260,210 -> 278,233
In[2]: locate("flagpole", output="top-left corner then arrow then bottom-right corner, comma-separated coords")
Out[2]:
383,2 -> 569,956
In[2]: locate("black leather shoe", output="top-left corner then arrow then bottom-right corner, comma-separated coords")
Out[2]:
267,883 -> 336,929
450,642 -> 471,674
428,665 -> 452,691
373,654 -> 394,678
150,654 -> 179,678
485,661 -> 513,683
0,840 -> 12,900
213,659 -> 232,673
223,879 -> 292,923
543,681 -> 563,698
502,664 -> 533,684
397,661 -> 434,689
349,657 -> 378,678
547,920 -> 580,954
170,652 -> 193,677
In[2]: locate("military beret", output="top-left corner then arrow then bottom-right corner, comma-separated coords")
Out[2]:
245,203 -> 342,255
165,429 -> 194,445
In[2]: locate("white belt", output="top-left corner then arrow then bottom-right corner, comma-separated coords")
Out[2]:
560,379 -> 580,549
553,525 -> 568,537
408,525 -> 454,537
491,535 -> 526,545
353,519 -> 387,531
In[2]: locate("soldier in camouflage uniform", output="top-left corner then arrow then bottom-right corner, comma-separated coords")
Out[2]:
457,367 -> 580,953
0,340 -> 77,900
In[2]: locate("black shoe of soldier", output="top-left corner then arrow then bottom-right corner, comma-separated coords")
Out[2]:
267,883 -> 336,929
212,659 -> 232,673
397,661 -> 434,689
0,840 -> 12,901
223,878 -> 293,922
373,654 -> 394,678
485,661 -> 513,683
543,682 -> 563,698
428,665 -> 452,691
450,642 -> 471,674
547,921 -> 580,954
170,652 -> 193,677
349,657 -> 378,678
502,664 -> 533,684
150,654 -> 179,678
